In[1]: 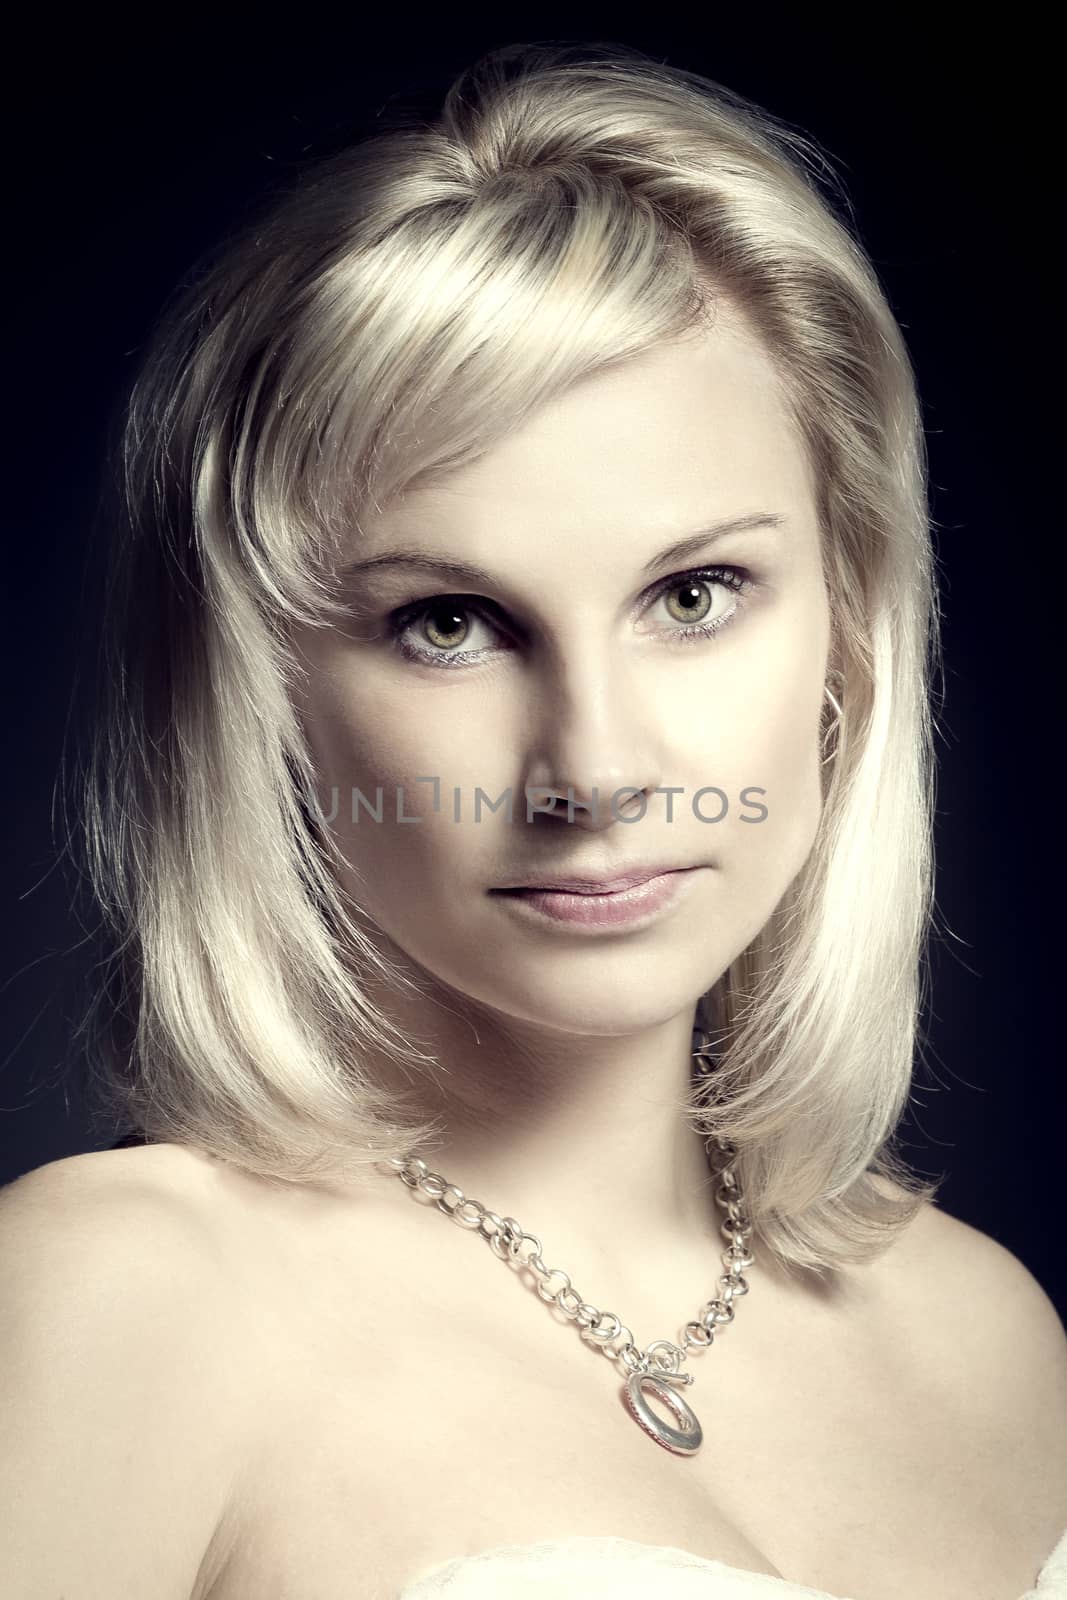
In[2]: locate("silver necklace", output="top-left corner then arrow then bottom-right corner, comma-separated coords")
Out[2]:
374,1030 -> 754,1456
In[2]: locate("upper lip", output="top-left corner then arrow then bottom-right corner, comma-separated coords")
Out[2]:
493,865 -> 695,895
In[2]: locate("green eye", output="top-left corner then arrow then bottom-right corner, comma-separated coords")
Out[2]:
385,563 -> 754,671
420,604 -> 471,650
662,580 -> 715,625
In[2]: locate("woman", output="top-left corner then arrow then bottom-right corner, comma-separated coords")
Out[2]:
2,40 -> 1065,1600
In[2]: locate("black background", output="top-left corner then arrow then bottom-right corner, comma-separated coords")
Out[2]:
3,19 -> 1061,1315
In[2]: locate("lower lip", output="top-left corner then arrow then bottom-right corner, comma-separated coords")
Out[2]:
491,869 -> 701,931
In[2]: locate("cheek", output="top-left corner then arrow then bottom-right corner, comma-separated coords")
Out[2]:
296,678 -> 511,925
673,590 -> 828,904
716,669 -> 826,905
300,641 -> 511,790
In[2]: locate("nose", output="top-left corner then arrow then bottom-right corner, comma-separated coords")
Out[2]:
522,649 -> 664,831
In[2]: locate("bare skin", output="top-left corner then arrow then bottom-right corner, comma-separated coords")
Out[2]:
8,310 -> 1063,1599
115,1139 -> 1065,1600
205,309 -> 1062,1594
287,304 -> 832,1284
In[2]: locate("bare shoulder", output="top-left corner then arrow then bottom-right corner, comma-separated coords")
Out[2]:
868,1192 -> 1067,1537
0,1138 -> 296,1283
2,1136 -> 235,1211
880,1194 -> 1067,1368
0,1136 -> 283,1388
0,1142 -> 257,1600
0,1141 -> 233,1298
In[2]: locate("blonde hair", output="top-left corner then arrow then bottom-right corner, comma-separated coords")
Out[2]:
70,40 -> 942,1270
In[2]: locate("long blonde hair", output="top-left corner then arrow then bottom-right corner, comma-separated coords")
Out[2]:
70,41 -> 942,1270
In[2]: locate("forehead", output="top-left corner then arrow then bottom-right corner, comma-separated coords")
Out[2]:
357,311 -> 815,565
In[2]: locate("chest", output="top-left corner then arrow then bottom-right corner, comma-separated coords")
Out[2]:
208,1278 -> 1044,1600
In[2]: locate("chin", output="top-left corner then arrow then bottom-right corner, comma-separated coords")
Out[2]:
436,959 -> 714,1040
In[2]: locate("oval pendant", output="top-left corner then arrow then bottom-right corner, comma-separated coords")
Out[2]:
622,1371 -> 703,1455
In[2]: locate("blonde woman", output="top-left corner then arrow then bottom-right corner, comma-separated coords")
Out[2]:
3,40 -> 1065,1600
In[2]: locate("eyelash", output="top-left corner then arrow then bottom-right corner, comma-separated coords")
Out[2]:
384,565 -> 755,671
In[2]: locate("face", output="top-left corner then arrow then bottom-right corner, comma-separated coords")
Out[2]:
290,307 -> 832,1039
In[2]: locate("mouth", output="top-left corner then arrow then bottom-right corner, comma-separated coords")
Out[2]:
491,866 -> 694,895
489,866 -> 702,931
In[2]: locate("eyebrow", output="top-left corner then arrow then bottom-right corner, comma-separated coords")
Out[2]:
339,511 -> 786,588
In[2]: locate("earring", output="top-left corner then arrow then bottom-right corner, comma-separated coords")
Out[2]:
821,680 -> 844,766
691,1026 -> 718,1071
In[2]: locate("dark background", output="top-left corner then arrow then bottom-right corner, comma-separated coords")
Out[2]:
4,21 -> 1061,1314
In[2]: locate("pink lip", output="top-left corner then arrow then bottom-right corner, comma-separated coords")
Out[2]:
491,868 -> 701,931
495,867 -> 688,894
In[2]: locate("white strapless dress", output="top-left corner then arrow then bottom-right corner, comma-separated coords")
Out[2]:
397,1528 -> 1067,1598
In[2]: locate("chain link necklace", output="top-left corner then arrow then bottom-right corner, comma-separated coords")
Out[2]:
374,1029 -> 755,1456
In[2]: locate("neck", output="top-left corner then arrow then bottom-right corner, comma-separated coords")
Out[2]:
351,964 -> 733,1296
